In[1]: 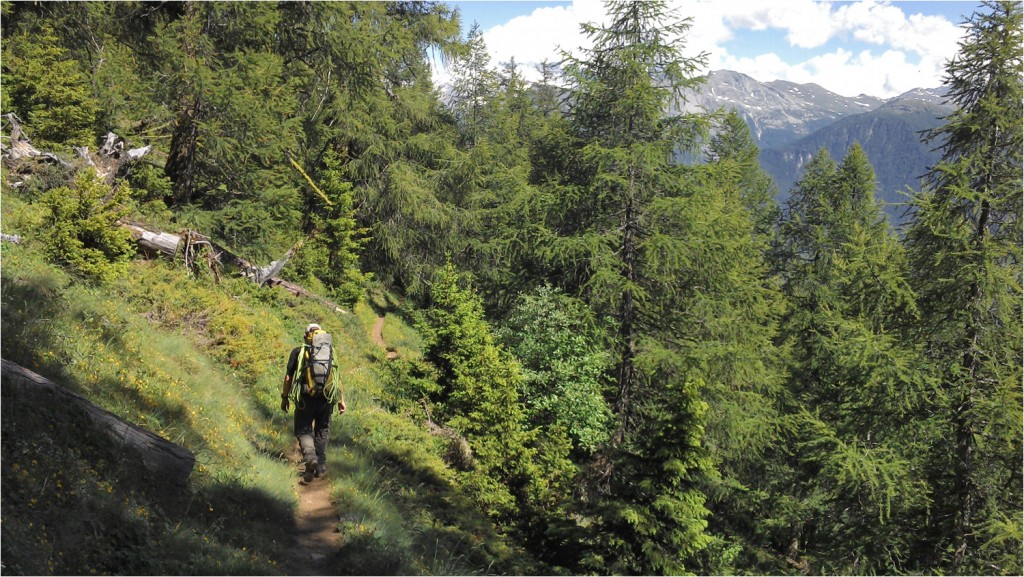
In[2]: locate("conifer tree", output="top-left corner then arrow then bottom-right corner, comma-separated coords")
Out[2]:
441,30 -> 552,314
537,1 -> 783,572
447,22 -> 499,148
772,144 -> 945,573
904,2 -> 1023,571
154,2 -> 302,210
705,110 -> 781,242
418,263 -> 545,520
288,151 -> 372,307
1,22 -> 99,149
289,1 -> 461,298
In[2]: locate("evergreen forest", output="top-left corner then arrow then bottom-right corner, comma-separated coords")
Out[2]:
1,1 -> 1021,575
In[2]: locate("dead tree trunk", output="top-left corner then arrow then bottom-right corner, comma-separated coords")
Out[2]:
1,359 -> 196,486
124,223 -> 182,258
120,222 -> 346,312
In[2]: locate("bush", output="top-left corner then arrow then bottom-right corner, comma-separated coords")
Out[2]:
1,23 -> 99,149
41,168 -> 134,283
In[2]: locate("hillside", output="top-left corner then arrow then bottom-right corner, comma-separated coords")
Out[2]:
0,191 -> 541,575
686,70 -> 953,220
759,99 -> 951,222
1,3 -> 1020,575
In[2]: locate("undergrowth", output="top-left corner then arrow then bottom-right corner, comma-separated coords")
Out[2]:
1,191 -> 544,575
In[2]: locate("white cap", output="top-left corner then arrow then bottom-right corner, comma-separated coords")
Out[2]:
305,323 -> 321,334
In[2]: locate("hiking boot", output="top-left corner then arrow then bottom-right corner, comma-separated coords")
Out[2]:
303,457 -> 318,483
315,463 -> 327,478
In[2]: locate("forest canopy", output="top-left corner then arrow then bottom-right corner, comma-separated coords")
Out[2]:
1,1 -> 1020,575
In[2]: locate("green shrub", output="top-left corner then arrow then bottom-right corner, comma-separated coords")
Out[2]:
41,168 -> 134,283
1,23 -> 99,149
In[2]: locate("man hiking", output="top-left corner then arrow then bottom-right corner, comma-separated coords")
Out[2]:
281,323 -> 346,483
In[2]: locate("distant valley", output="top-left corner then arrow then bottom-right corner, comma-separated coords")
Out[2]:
683,70 -> 954,224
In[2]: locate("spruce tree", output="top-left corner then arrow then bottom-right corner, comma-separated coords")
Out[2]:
418,263 -> 545,521
1,21 -> 99,149
904,2 -> 1023,572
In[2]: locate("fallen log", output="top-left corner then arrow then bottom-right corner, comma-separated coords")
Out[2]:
123,223 -> 181,257
120,222 -> 347,312
1,359 -> 196,486
420,399 -> 473,471
1,233 -> 21,244
266,277 -> 347,313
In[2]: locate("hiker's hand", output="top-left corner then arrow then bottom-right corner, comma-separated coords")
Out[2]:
337,401 -> 346,414
280,397 -> 290,413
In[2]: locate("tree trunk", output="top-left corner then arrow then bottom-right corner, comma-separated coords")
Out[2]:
1,359 -> 196,486
123,223 -> 182,257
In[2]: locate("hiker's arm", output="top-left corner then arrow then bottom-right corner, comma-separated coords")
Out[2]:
281,347 -> 299,411
283,347 -> 300,395
336,367 -> 347,414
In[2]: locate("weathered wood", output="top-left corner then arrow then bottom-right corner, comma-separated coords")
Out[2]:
2,112 -> 73,167
1,359 -> 196,485
124,223 -> 181,257
420,399 -> 473,471
243,239 -> 303,286
1,233 -> 21,244
119,222 -> 347,312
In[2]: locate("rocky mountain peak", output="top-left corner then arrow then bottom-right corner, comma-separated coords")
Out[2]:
683,70 -> 947,150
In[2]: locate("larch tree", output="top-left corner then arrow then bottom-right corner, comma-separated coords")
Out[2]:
775,143 -> 935,574
538,1 -> 786,572
904,1 -> 1023,572
705,110 -> 781,243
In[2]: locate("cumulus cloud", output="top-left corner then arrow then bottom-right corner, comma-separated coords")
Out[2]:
436,0 -> 965,98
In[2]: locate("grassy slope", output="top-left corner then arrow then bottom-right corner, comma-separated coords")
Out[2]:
0,192 -> 538,575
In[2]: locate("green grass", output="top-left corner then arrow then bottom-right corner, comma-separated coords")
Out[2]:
1,190 -> 545,575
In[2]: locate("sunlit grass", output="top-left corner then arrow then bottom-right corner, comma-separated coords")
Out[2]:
1,190 -> 541,575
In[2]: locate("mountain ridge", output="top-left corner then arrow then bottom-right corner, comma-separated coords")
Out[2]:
685,70 -> 954,223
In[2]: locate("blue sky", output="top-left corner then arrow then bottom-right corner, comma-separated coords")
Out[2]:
438,1 -> 977,97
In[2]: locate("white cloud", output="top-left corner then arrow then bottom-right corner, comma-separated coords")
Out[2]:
482,3 -> 596,70
435,0 -> 965,98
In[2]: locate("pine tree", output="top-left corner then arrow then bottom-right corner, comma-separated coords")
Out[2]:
904,2 -> 1023,571
41,169 -> 134,283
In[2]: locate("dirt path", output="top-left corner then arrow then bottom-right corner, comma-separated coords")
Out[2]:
282,316 -> 396,574
372,316 -> 399,359
284,445 -> 340,576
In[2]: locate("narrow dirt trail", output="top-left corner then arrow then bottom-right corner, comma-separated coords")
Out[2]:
283,316 -> 395,574
284,445 -> 341,576
372,316 -> 399,359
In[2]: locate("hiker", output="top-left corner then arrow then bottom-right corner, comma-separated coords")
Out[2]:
281,322 -> 346,483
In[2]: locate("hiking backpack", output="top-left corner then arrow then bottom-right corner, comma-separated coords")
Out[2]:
304,329 -> 334,396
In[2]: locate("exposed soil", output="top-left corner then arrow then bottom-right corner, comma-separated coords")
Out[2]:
283,445 -> 341,576
372,316 -> 399,359
283,316 -> 397,575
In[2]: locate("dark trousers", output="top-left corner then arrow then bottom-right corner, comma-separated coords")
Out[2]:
294,394 -> 332,465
